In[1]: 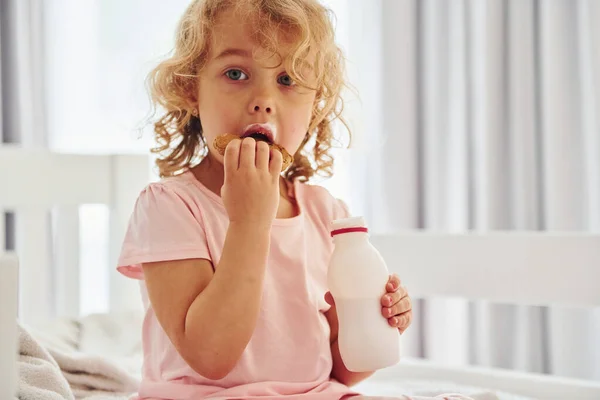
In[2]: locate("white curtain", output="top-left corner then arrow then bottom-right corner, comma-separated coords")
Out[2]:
1,0 -> 54,323
330,0 -> 600,380
1,0 -> 47,251
43,0 -> 188,154
0,0 -> 47,147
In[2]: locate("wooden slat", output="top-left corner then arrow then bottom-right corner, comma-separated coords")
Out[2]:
53,206 -> 80,318
108,155 -> 148,313
0,146 -> 112,207
370,231 -> 600,307
0,253 -> 19,400
15,209 -> 53,325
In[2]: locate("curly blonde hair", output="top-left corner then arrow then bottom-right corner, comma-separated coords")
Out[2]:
147,0 -> 350,182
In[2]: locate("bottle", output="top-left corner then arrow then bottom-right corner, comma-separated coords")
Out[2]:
328,216 -> 400,372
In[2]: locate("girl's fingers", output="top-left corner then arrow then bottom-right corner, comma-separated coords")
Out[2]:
382,295 -> 412,318
389,310 -> 412,330
381,285 -> 408,307
256,141 -> 270,170
386,274 -> 401,292
269,148 -> 283,177
224,138 -> 241,177
239,137 -> 257,169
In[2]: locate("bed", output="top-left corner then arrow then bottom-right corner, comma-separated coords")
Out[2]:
1,147 -> 600,399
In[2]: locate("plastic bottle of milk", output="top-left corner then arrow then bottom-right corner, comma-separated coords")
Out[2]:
328,216 -> 400,372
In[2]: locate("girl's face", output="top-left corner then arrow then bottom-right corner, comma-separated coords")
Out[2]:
196,9 -> 317,164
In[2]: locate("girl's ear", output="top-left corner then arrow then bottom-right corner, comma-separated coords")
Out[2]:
187,93 -> 198,109
187,100 -> 199,116
185,81 -> 199,109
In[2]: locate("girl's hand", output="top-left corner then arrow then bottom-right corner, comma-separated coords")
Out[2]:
324,274 -> 413,334
221,137 -> 283,228
381,274 -> 412,333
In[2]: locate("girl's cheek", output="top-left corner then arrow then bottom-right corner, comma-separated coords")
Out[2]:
290,126 -> 309,151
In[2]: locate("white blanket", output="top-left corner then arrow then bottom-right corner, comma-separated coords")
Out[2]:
20,311 -> 143,400
17,324 -> 74,400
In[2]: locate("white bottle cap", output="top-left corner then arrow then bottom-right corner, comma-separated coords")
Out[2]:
331,216 -> 368,237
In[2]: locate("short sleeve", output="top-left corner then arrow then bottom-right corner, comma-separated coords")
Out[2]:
333,198 -> 351,220
117,183 -> 211,280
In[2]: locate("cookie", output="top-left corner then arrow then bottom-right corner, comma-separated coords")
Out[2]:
213,133 -> 239,155
213,133 -> 293,171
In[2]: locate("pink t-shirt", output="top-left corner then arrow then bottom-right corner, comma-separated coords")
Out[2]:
117,170 -> 356,400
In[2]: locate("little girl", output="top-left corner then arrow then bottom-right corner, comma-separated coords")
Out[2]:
117,1 -> 474,399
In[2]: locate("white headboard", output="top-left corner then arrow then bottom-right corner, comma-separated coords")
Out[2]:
367,231 -> 600,399
0,146 -> 150,325
371,231 -> 600,308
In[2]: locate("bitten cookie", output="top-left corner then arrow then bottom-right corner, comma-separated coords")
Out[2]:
213,133 -> 293,171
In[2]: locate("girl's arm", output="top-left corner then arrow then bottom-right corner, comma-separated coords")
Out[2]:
143,139 -> 282,380
324,298 -> 375,386
143,222 -> 270,380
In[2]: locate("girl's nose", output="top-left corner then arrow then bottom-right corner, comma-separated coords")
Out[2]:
249,87 -> 276,115
253,104 -> 272,114
250,99 -> 274,115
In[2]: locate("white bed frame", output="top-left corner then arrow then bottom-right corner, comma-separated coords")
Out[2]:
1,147 -> 599,399
368,232 -> 600,399
0,146 -> 150,324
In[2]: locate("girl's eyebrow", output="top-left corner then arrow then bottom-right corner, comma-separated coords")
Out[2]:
214,47 -> 314,73
214,48 -> 252,60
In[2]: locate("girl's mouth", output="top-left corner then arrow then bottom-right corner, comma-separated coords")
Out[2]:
241,123 -> 276,144
245,132 -> 272,144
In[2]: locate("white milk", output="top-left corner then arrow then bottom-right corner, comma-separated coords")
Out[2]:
328,217 -> 400,372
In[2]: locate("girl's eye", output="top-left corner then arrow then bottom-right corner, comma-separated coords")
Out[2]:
225,69 -> 248,81
278,74 -> 294,87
